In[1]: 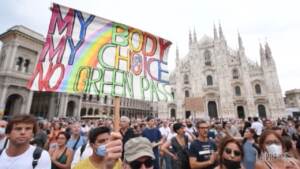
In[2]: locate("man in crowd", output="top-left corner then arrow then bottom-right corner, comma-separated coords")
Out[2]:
0,115 -> 51,169
251,117 -> 263,137
73,126 -> 122,169
142,116 -> 163,169
264,119 -> 273,131
0,120 -> 8,150
189,121 -> 217,169
67,122 -> 86,151
159,120 -> 171,169
120,116 -> 135,160
123,136 -> 155,169
224,121 -> 241,138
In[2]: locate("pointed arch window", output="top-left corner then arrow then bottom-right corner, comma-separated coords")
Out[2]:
232,69 -> 239,79
185,90 -> 190,97
184,74 -> 189,84
255,84 -> 262,94
204,50 -> 212,66
207,75 -> 213,86
235,86 -> 241,96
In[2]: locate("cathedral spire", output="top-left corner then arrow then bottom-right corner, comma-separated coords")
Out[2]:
193,27 -> 197,42
189,29 -> 192,49
259,43 -> 265,57
265,41 -> 272,59
219,22 -> 224,40
238,31 -> 244,50
213,23 -> 218,40
259,42 -> 265,65
176,45 -> 179,63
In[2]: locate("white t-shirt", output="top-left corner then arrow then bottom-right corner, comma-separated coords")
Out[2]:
71,143 -> 93,168
0,137 -> 8,150
159,127 -> 171,139
251,121 -> 263,136
0,145 -> 51,169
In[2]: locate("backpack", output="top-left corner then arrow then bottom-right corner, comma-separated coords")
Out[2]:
0,146 -> 43,169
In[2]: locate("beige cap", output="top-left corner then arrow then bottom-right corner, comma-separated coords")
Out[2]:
124,137 -> 155,162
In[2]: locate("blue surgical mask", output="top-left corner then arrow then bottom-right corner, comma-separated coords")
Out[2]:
96,145 -> 106,157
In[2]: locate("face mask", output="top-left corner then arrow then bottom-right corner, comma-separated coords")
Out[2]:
96,145 -> 106,157
223,159 -> 241,169
0,127 -> 5,135
266,144 -> 282,157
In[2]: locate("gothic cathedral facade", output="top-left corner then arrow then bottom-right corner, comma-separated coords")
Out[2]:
165,24 -> 285,119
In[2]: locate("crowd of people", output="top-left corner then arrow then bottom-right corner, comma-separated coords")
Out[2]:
1,114 -> 300,169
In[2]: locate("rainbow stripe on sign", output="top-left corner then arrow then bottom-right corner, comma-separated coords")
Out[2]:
61,22 -> 113,92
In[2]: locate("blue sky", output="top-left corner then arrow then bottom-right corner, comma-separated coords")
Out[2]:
1,0 -> 299,94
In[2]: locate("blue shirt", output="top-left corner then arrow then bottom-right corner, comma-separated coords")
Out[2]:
243,140 -> 257,169
142,127 -> 162,153
66,136 -> 86,151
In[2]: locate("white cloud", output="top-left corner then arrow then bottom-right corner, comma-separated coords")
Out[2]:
0,0 -> 299,94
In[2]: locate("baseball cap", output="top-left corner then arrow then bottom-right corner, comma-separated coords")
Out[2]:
124,137 -> 155,162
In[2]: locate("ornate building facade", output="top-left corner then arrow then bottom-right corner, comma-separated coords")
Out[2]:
0,25 -> 154,120
285,89 -> 300,117
164,24 -> 285,119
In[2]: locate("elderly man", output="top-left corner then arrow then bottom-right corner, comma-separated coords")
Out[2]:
123,137 -> 155,169
0,120 -> 8,150
120,116 -> 135,160
66,122 -> 86,151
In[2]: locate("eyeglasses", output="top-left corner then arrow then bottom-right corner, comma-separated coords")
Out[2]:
224,147 -> 241,157
129,158 -> 153,169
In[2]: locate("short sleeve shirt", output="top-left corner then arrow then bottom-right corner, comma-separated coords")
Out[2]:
189,139 -> 217,169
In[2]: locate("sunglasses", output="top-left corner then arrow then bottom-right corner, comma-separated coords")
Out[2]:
129,158 -> 153,169
224,147 -> 241,157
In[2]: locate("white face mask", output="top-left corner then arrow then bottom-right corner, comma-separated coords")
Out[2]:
0,127 -> 5,135
266,144 -> 282,157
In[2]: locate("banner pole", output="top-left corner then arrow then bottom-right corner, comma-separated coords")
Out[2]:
113,96 -> 120,132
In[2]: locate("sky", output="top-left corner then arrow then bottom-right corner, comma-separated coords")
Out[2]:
0,0 -> 299,95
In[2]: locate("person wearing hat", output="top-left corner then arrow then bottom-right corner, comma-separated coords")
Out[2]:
123,137 -> 155,169
142,116 -> 163,169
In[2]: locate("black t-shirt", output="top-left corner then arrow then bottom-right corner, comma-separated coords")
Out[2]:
189,139 -> 217,169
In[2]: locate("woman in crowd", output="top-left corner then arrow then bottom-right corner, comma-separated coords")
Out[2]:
48,122 -> 62,150
49,132 -> 73,169
161,122 -> 190,169
215,137 -> 244,169
255,130 -> 300,169
242,128 -> 259,169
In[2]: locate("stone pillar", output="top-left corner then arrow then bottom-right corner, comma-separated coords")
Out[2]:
0,84 -> 8,117
58,93 -> 68,117
77,95 -> 82,119
25,90 -> 34,114
5,43 -> 18,71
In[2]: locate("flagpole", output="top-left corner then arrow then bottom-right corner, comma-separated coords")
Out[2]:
113,96 -> 120,132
